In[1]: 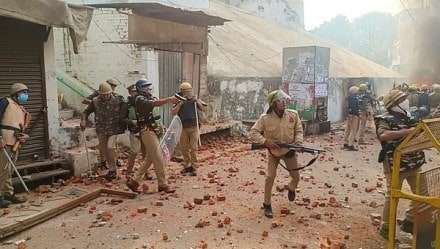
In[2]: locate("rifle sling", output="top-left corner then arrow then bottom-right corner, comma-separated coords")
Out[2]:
0,125 -> 21,132
268,150 -> 318,172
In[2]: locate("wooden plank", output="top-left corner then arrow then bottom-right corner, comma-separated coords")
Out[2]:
0,188 -> 137,239
0,189 -> 101,239
12,169 -> 70,185
100,188 -> 137,199
16,158 -> 66,170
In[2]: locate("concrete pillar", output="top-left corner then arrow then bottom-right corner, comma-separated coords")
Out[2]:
44,30 -> 61,157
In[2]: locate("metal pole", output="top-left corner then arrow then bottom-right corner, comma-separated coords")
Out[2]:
3,148 -> 29,194
194,101 -> 201,147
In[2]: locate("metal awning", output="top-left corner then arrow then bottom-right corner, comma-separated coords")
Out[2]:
85,2 -> 228,27
0,0 -> 93,53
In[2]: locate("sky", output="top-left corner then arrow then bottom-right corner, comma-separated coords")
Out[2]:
303,0 -> 403,30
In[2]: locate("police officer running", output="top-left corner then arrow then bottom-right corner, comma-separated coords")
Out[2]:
375,89 -> 425,239
126,79 -> 178,194
249,90 -> 303,218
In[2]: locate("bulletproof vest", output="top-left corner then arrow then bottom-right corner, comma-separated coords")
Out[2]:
178,100 -> 198,128
347,95 -> 361,115
419,91 -> 429,107
92,95 -> 125,135
0,98 -> 26,146
374,114 -> 425,171
135,94 -> 161,127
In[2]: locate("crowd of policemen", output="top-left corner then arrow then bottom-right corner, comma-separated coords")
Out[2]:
80,77 -> 206,194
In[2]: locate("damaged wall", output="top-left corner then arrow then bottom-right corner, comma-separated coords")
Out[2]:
207,77 -> 280,121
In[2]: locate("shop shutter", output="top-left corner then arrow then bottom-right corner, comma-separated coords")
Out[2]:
0,17 -> 49,163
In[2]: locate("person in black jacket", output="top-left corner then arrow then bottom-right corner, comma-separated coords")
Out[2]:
342,86 -> 361,151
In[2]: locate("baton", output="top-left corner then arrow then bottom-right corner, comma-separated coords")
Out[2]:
3,148 -> 29,194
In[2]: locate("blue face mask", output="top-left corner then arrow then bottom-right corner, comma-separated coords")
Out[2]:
17,93 -> 29,103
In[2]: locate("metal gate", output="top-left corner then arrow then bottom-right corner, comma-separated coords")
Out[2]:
158,51 -> 182,126
0,17 -> 49,163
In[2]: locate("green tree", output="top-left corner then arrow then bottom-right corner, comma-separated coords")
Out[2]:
311,12 -> 396,67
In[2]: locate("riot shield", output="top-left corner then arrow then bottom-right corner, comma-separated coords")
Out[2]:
159,116 -> 183,161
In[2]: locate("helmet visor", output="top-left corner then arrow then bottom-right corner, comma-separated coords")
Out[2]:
272,90 -> 291,104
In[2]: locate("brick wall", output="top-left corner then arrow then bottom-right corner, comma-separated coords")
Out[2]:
54,9 -> 150,96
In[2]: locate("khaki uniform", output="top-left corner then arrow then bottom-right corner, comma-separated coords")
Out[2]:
83,95 -> 127,171
429,92 -> 440,111
357,92 -> 373,143
0,98 -> 26,196
375,117 -> 425,230
177,99 -> 200,168
249,110 -> 303,205
132,95 -> 167,188
407,91 -> 419,107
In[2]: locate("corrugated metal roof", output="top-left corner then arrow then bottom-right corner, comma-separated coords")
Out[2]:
205,1 -> 404,79
84,2 -> 228,26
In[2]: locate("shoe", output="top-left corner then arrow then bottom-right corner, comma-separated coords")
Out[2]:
104,170 -> 117,181
346,145 -> 358,151
263,203 -> 273,218
143,174 -> 155,180
0,196 -> 12,208
4,194 -> 25,204
180,166 -> 197,176
99,161 -> 108,169
158,185 -> 175,194
343,144 -> 349,149
126,179 -> 140,193
379,227 -> 389,239
400,219 -> 414,234
288,189 -> 296,202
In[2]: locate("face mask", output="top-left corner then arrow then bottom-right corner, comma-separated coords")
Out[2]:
390,99 -> 411,118
398,99 -> 410,112
17,93 -> 29,103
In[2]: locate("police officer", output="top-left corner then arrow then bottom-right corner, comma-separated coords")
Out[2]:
375,89 -> 425,239
429,84 -> 440,112
80,82 -> 128,181
407,84 -> 419,108
249,90 -> 303,218
171,82 -> 207,176
357,83 -> 374,144
342,86 -> 361,151
82,77 -> 122,105
126,79 -> 178,194
0,83 -> 30,207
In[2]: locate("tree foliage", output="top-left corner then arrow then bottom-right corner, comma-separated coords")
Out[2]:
311,12 -> 396,67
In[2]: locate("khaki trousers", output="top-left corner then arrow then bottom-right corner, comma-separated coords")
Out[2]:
133,129 -> 166,187
357,113 -> 368,143
97,134 -> 119,171
264,153 -> 300,205
0,146 -> 13,196
381,160 -> 420,229
126,132 -> 146,172
180,126 -> 199,167
343,114 -> 359,146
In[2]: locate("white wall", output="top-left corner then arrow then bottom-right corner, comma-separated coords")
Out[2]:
54,9 -> 150,97
327,78 -> 344,123
44,31 -> 62,157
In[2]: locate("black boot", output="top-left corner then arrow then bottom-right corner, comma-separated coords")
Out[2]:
105,170 -> 116,181
263,203 -> 273,218
0,196 -> 12,208
181,166 -> 197,176
4,194 -> 25,204
288,189 -> 296,202
400,219 -> 414,234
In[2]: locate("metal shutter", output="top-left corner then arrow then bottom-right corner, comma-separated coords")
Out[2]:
0,18 -> 49,163
158,51 -> 182,126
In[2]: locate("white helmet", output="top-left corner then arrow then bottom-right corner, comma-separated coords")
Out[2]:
349,86 -> 359,95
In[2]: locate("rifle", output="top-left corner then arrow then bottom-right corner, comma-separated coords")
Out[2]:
251,142 -> 325,171
12,108 -> 47,162
251,142 -> 325,154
